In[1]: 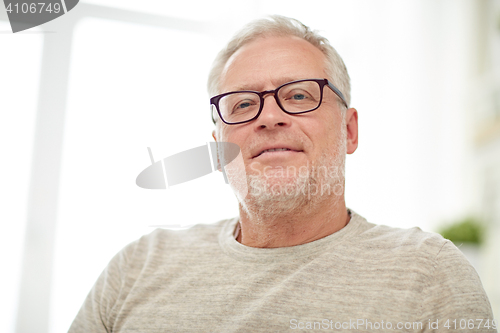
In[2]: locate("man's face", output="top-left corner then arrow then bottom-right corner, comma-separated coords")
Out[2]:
213,35 -> 349,204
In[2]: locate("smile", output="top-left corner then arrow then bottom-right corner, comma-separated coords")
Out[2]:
254,148 -> 302,158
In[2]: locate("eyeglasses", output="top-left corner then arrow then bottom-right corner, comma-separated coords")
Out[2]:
210,78 -> 348,125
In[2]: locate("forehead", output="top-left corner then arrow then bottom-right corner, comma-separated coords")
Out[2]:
220,35 -> 328,92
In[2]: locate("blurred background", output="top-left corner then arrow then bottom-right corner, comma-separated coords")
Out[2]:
1,0 -> 499,332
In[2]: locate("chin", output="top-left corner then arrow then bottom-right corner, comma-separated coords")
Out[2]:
236,173 -> 312,216
239,154 -> 346,215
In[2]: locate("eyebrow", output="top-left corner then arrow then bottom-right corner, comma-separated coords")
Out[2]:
230,77 -> 306,92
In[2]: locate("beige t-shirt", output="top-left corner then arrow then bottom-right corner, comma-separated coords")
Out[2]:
69,210 -> 496,332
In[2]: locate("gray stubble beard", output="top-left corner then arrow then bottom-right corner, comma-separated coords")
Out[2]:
237,120 -> 347,221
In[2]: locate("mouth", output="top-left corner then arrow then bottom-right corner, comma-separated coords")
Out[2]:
253,147 -> 303,158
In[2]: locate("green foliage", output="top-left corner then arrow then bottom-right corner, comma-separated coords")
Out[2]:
438,217 -> 484,245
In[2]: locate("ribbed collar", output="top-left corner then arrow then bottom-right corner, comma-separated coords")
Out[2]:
218,209 -> 367,263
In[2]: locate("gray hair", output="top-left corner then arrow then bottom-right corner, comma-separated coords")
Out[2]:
207,15 -> 351,107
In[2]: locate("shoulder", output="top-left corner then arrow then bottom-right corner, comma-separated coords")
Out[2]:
356,221 -> 476,280
95,219 -> 233,283
123,219 -> 231,262
348,212 -> 494,320
345,211 -> 479,287
349,210 -> 450,261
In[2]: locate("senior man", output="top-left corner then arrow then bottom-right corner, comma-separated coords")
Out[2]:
70,16 -> 496,332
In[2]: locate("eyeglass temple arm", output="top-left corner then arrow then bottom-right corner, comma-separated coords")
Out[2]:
327,81 -> 348,108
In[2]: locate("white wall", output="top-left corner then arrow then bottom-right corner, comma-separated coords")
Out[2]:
1,1 -> 497,332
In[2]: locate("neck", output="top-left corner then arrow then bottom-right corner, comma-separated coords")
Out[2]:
236,195 -> 349,248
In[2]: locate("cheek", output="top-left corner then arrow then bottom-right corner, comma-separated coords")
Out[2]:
310,116 -> 342,148
215,124 -> 230,142
216,126 -> 247,153
217,128 -> 233,143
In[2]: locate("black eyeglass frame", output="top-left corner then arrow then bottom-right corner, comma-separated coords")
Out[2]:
210,78 -> 348,125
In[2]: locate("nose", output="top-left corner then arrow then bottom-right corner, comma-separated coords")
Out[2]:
253,93 -> 291,130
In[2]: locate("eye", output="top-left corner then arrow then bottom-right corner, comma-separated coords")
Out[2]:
291,93 -> 307,100
220,92 -> 259,116
236,100 -> 254,109
284,89 -> 313,102
231,98 -> 258,114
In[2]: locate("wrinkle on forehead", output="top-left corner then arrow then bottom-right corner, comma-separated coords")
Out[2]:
219,35 -> 328,93
229,76 -> 312,92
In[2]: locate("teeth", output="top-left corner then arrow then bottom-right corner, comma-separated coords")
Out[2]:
263,148 -> 291,153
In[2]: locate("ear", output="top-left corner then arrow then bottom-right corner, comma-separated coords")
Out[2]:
345,108 -> 358,154
211,130 -> 222,171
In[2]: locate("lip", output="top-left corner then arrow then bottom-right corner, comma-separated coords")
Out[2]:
252,145 -> 303,158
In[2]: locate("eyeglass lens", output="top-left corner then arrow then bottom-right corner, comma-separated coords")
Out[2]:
218,80 -> 322,123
